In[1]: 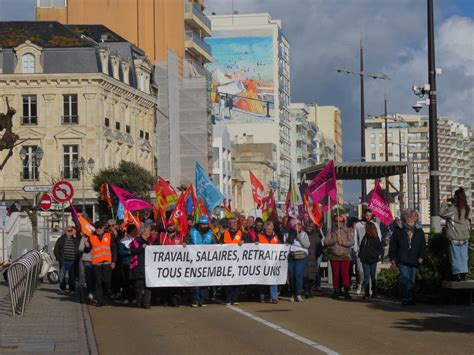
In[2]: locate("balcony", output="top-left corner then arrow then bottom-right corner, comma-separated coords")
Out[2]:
185,30 -> 212,63
184,2 -> 212,37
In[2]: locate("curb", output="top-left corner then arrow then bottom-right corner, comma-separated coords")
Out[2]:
79,289 -> 99,355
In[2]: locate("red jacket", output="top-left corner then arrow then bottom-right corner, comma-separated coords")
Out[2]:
160,232 -> 185,245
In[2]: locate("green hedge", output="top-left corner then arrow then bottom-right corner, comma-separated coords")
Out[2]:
377,229 -> 474,303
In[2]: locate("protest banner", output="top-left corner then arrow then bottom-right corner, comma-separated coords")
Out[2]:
368,180 -> 394,225
145,244 -> 290,287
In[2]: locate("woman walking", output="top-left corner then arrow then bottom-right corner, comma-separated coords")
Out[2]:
130,224 -> 153,309
358,222 -> 383,299
326,215 -> 354,300
440,187 -> 471,281
303,222 -> 323,298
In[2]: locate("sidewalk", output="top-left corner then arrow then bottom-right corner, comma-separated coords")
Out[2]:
0,281 -> 97,354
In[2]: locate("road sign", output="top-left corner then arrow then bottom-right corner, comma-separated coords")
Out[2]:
52,180 -> 74,203
23,185 -> 52,192
39,211 -> 52,217
39,194 -> 52,211
0,202 -> 7,229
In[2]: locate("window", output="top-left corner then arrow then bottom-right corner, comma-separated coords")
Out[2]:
145,132 -> 149,140
139,130 -> 144,139
22,95 -> 37,124
21,146 -> 39,180
370,143 -> 376,149
371,153 -> 376,160
126,125 -> 131,134
104,118 -> 110,127
63,94 -> 78,124
213,147 -> 220,169
370,133 -> 376,139
115,122 -> 120,131
22,53 -> 35,73
380,153 -> 384,157
63,145 -> 79,179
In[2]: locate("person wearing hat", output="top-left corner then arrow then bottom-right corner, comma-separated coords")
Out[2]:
189,216 -> 214,307
160,220 -> 187,246
326,215 -> 355,300
83,222 -> 117,307
284,218 -> 310,302
303,221 -> 323,298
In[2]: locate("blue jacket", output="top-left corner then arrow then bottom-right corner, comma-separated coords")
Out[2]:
190,228 -> 214,245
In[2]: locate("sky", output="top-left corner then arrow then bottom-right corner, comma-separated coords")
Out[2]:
1,0 -> 473,202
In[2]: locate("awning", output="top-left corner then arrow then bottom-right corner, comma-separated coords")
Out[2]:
300,161 -> 409,181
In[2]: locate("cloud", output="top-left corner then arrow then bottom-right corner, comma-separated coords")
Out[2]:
206,0 -> 474,202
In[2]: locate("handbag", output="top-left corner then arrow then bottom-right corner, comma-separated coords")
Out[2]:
291,250 -> 306,260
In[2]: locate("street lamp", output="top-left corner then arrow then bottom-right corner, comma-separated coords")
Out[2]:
19,146 -> 44,249
72,157 -> 95,213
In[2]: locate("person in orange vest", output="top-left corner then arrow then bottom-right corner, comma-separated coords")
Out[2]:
222,217 -> 248,305
84,222 -> 117,307
255,220 -> 280,304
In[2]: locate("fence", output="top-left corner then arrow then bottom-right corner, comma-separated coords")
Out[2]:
7,249 -> 42,316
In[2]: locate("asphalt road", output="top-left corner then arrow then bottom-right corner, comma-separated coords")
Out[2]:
89,294 -> 474,355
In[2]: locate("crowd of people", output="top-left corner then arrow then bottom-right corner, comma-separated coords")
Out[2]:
53,187 -> 471,309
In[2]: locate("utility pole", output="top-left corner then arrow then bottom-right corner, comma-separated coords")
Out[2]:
336,39 -> 390,207
384,95 -> 389,201
427,0 -> 441,232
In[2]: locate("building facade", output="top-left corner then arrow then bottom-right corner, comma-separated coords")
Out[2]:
207,13 -> 291,203
289,103 -> 318,174
36,0 -> 213,187
365,114 -> 472,225
0,22 -> 156,212
212,124 -> 232,202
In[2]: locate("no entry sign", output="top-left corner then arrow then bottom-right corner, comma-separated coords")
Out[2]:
52,180 -> 74,203
39,194 -> 52,211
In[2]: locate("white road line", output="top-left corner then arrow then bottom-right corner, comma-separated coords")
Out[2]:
227,305 -> 340,355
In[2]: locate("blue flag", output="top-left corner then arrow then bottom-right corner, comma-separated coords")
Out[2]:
195,161 -> 224,211
117,201 -> 125,220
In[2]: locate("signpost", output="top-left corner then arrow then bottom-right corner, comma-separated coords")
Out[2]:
52,181 -> 74,203
39,194 -> 52,211
22,185 -> 52,193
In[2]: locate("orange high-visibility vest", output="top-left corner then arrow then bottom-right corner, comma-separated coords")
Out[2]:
89,232 -> 112,265
258,233 -> 279,244
223,230 -> 242,244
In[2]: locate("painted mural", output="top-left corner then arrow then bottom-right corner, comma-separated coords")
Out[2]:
206,34 -> 274,123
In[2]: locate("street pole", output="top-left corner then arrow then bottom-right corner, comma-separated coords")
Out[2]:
82,169 -> 86,213
360,39 -> 366,206
398,125 -> 404,212
384,95 -> 389,201
427,0 -> 441,233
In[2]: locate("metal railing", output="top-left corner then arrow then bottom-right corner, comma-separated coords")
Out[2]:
184,1 -> 212,30
7,250 -> 42,317
185,30 -> 212,56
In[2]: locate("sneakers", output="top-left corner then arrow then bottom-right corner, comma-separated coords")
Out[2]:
356,285 -> 362,295
87,293 -> 94,302
199,303 -> 207,307
271,299 -> 278,304
259,299 -> 265,304
296,295 -> 304,302
122,299 -> 130,305
289,296 -> 295,302
232,302 -> 239,306
191,303 -> 198,308
225,302 -> 232,306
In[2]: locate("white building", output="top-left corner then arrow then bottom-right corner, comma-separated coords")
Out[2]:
289,103 -> 318,174
207,13 -> 291,203
212,124 -> 232,202
365,114 -> 472,225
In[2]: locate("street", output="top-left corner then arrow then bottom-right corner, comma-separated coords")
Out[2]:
89,293 -> 474,355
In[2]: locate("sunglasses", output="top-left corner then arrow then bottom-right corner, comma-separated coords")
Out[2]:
67,229 -> 75,232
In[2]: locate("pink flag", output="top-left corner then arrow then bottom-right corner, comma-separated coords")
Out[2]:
368,180 -> 394,225
306,160 -> 337,211
111,185 -> 153,211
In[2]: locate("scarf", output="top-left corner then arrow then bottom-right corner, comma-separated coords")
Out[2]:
402,221 -> 415,248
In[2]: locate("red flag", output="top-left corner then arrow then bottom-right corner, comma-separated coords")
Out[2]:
249,170 -> 265,205
170,192 -> 189,236
262,191 -> 277,222
303,194 -> 322,228
307,160 -> 338,212
157,176 -> 178,206
368,180 -> 394,225
99,183 -> 112,208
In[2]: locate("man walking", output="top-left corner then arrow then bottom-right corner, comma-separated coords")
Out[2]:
54,225 -> 80,293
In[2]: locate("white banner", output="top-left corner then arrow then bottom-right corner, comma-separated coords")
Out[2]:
145,244 -> 290,287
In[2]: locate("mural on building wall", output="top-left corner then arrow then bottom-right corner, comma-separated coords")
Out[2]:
207,32 -> 274,123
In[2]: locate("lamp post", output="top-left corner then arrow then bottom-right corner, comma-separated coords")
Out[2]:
72,157 -> 95,213
336,39 -> 391,205
20,146 -> 44,249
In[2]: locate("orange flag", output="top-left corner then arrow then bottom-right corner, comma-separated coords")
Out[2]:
157,176 -> 178,206
249,170 -> 265,205
303,194 -> 322,228
99,183 -> 112,208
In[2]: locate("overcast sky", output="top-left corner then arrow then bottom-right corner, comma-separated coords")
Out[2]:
1,0 -> 473,202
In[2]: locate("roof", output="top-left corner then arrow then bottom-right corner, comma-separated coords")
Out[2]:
66,25 -> 129,43
300,161 -> 409,181
0,21 -> 91,48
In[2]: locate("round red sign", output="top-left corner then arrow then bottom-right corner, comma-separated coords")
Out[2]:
39,194 -> 52,211
52,180 -> 74,203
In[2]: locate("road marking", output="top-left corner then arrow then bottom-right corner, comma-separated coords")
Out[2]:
227,305 -> 340,355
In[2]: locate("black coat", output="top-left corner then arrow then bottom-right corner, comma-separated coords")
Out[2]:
130,236 -> 148,280
53,233 -> 80,266
358,234 -> 383,264
389,226 -> 426,267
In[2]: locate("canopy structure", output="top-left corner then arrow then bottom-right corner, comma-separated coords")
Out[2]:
300,161 -> 414,209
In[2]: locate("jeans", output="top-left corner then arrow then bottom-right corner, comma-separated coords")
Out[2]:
362,262 -> 377,293
192,287 -> 208,305
59,260 -> 76,291
93,264 -> 112,305
83,261 -> 95,295
288,255 -> 308,296
399,264 -> 417,301
315,254 -> 323,288
449,241 -> 469,274
259,285 -> 278,301
134,279 -> 151,308
225,286 -> 240,303
356,257 -> 364,287
330,260 -> 350,289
